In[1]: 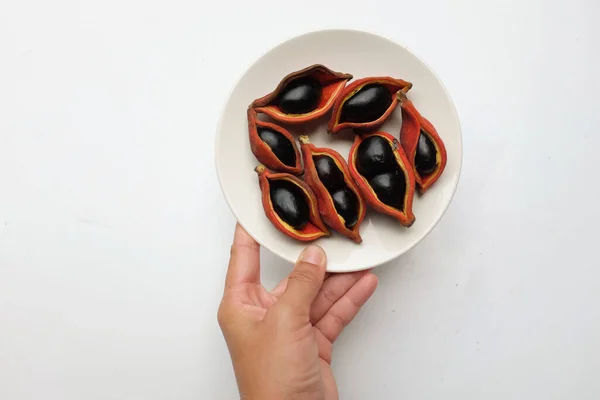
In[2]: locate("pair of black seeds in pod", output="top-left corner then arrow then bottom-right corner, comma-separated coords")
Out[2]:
313,155 -> 360,229
356,135 -> 406,210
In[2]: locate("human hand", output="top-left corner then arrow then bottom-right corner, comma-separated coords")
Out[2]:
217,224 -> 378,400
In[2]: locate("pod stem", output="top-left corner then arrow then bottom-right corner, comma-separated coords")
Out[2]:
298,135 -> 310,144
396,89 -> 408,104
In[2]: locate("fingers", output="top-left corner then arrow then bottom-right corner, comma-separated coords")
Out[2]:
309,270 -> 370,324
276,245 -> 327,316
270,268 -> 335,300
225,223 -> 261,289
315,273 -> 378,342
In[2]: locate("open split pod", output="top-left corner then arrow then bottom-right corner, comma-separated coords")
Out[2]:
348,132 -> 416,227
250,64 -> 353,125
255,165 -> 330,242
398,93 -> 447,193
298,135 -> 366,243
327,76 -> 412,134
247,108 -> 303,175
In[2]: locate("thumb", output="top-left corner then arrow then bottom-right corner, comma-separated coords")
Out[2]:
278,245 -> 327,316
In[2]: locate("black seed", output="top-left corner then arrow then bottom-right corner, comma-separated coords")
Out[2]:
270,179 -> 310,230
356,135 -> 396,179
276,76 -> 322,115
314,155 -> 345,191
415,130 -> 437,176
331,188 -> 359,228
258,127 -> 296,167
340,83 -> 392,123
368,171 -> 406,210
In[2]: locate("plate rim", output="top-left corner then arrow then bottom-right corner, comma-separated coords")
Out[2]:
214,27 -> 464,272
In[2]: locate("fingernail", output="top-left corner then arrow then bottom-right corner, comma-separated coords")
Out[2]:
300,245 -> 325,265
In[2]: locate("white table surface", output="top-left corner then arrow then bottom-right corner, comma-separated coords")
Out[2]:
1,1 -> 599,399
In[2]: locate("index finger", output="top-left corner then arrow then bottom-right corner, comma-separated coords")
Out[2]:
225,223 -> 261,288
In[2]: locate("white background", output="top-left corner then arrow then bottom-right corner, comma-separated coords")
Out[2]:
1,0 -> 599,399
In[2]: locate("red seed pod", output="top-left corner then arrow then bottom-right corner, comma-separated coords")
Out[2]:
298,135 -> 366,243
398,93 -> 448,193
348,132 -> 416,227
247,108 -> 303,175
327,77 -> 412,135
255,165 -> 330,242
250,64 -> 353,125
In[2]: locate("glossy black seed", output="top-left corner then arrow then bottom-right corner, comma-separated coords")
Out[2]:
415,130 -> 437,176
331,188 -> 359,228
258,127 -> 296,167
314,155 -> 345,191
356,135 -> 396,179
368,171 -> 406,210
276,76 -> 322,115
340,83 -> 392,123
270,179 -> 310,230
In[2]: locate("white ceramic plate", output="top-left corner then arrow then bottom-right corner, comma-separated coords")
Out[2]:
215,29 -> 462,272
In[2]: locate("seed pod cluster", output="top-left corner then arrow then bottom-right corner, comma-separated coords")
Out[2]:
246,64 -> 447,243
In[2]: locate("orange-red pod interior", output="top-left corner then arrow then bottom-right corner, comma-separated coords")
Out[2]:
327,77 -> 412,135
298,135 -> 366,243
247,108 -> 303,175
348,132 -> 416,227
255,165 -> 330,242
250,64 -> 353,125
399,96 -> 447,193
